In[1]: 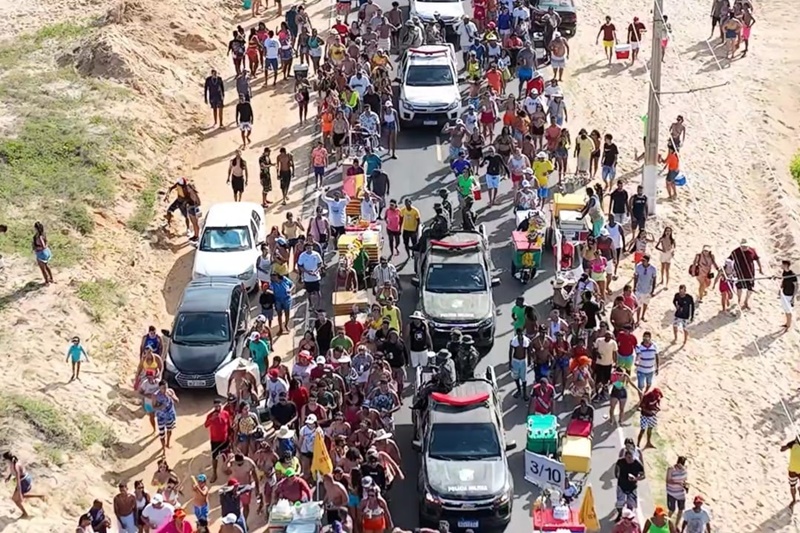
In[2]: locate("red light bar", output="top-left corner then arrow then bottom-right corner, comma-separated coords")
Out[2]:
430,240 -> 480,249
408,47 -> 450,55
431,392 -> 490,407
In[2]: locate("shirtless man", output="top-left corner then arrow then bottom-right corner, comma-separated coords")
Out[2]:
322,473 -> 350,523
276,147 -> 295,205
531,325 -> 553,385
191,474 -> 210,523
721,13 -> 742,59
227,359 -> 259,399
609,297 -> 635,333
227,150 -> 248,202
668,115 -> 686,151
738,3 -> 755,56
252,440 -> 279,506
227,454 -> 260,523
548,32 -> 570,82
373,431 -> 402,466
442,120 -> 468,163
508,328 -> 533,401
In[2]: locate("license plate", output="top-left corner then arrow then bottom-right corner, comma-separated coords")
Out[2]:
423,120 -> 438,126
186,380 -> 206,387
457,520 -> 479,529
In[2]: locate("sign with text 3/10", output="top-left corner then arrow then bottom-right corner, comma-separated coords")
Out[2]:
524,450 -> 566,490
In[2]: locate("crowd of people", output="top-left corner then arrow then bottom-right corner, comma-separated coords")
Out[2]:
0,0 -> 780,529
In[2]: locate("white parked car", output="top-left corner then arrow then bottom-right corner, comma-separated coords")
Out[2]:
192,202 -> 266,291
409,0 -> 465,39
397,45 -> 461,127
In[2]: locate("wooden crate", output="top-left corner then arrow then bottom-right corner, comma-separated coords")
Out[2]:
332,290 -> 370,316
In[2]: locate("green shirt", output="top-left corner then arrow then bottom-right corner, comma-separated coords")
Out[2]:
330,335 -> 354,353
353,249 -> 369,274
457,174 -> 476,197
511,305 -> 526,330
249,340 -> 270,374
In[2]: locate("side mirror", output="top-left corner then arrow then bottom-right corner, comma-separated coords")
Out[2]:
160,329 -> 172,337
491,277 -> 501,287
411,277 -> 420,287
505,440 -> 517,451
412,440 -> 422,452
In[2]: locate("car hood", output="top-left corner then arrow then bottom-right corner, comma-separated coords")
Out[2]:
401,85 -> 460,108
413,1 -> 464,21
193,249 -> 255,278
422,291 -> 492,322
169,342 -> 231,374
425,458 -> 507,498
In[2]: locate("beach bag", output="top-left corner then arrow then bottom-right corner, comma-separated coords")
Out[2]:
688,254 -> 700,276
674,172 -> 687,186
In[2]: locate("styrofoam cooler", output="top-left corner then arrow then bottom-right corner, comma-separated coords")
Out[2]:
614,44 -> 631,60
215,358 -> 260,398
526,414 -> 559,455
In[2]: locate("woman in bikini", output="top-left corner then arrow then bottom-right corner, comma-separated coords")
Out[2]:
554,128 -> 571,181
568,356 -> 595,398
589,129 -> 602,179
134,347 -> 163,389
151,458 -> 179,492
691,245 -> 719,303
494,126 -> 516,162
609,365 -> 640,426
246,28 -> 261,75
3,452 -> 45,518
32,221 -> 54,285
359,485 -> 393,533
654,226 -> 676,288
297,331 -> 319,359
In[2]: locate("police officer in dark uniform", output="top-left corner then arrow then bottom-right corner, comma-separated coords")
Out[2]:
438,188 -> 453,224
446,329 -> 463,361
429,203 -> 450,239
457,334 -> 480,382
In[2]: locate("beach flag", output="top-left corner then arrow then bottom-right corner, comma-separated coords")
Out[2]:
578,485 -> 601,532
310,430 -> 333,478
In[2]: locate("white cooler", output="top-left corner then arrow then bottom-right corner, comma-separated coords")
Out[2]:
215,358 -> 260,398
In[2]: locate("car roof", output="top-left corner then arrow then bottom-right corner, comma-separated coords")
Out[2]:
429,380 -> 496,424
427,232 -> 485,263
204,202 -> 263,227
177,279 -> 238,313
407,45 -> 455,65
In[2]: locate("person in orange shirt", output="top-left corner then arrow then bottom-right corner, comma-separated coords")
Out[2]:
660,144 -> 680,200
321,109 -> 334,149
485,64 -> 504,95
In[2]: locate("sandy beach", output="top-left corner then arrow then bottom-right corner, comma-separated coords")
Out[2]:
0,0 -> 800,530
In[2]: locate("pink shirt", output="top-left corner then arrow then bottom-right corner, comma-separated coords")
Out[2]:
156,520 -> 193,533
385,208 -> 401,233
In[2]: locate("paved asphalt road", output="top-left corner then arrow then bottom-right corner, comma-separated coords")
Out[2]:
308,0 -> 655,529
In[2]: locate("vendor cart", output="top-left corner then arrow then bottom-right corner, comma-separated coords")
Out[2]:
267,500 -> 323,533
545,192 -> 589,280
532,508 -> 586,532
511,210 -> 546,284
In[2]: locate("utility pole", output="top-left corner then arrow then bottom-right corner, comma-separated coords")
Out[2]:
642,0 -> 664,216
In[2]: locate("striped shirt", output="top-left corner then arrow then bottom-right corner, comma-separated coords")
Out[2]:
666,465 -> 688,500
635,342 -> 658,374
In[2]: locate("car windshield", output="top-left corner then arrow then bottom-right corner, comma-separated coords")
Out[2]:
429,423 -> 501,459
173,312 -> 230,344
406,65 -> 455,87
425,263 -> 487,293
199,226 -> 251,252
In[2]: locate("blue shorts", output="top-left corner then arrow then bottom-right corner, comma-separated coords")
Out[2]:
510,358 -> 528,381
602,165 -> 616,181
537,187 -> 549,199
275,298 -> 291,312
448,145 -> 460,161
314,166 -> 325,179
534,363 -> 551,382
261,307 -> 275,321
35,248 -> 52,263
194,504 -> 209,521
554,116 -> 564,126
265,58 -> 279,71
485,174 -> 501,189
637,370 -> 654,389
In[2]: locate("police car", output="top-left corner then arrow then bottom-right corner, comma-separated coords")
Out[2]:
397,45 -> 462,127
409,0 -> 465,43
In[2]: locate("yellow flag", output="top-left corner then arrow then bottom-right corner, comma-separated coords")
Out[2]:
578,484 -> 601,532
310,430 -> 333,478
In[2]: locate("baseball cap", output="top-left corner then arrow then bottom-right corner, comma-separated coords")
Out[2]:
196,474 -> 207,482
316,356 -> 326,365
653,505 -> 666,517
174,508 -> 187,519
221,513 -> 238,525
151,493 -> 164,504
268,368 -> 280,378
227,477 -> 240,486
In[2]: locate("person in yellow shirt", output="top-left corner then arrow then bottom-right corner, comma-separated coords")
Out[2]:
380,298 -> 402,333
781,437 -> 800,506
399,198 -> 421,256
531,152 -> 555,208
